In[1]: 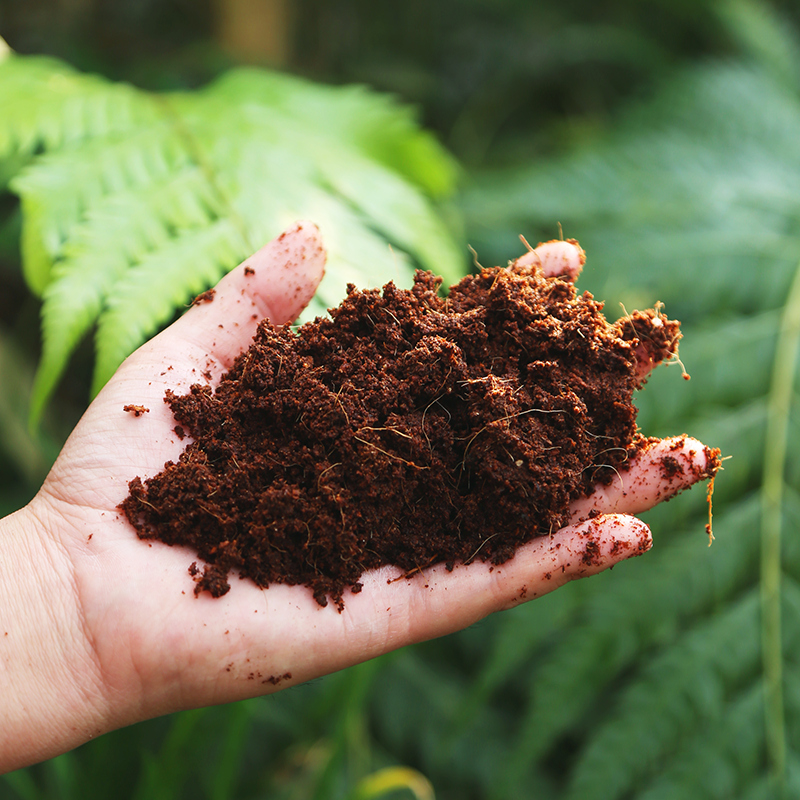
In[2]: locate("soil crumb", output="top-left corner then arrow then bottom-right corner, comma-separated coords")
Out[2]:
191,289 -> 216,306
121,256 -> 700,609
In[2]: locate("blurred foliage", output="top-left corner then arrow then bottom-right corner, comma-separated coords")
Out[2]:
2,0 -> 800,798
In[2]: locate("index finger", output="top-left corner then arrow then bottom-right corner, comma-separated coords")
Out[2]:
166,221 -> 326,380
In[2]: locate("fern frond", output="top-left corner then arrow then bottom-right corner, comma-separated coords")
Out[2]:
171,70 -> 463,282
0,55 -> 463,420
634,571 -> 800,800
501,496 -> 760,782
92,219 -> 243,393
633,311 -> 777,434
0,54 -> 158,175
192,68 -> 459,199
445,586 -> 582,743
565,589 -> 761,800
28,166 -> 222,425
11,120 -> 186,294
315,148 -> 464,285
636,683 -> 765,800
372,647 -> 530,800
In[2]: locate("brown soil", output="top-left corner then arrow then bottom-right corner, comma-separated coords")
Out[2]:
121,257 -> 697,608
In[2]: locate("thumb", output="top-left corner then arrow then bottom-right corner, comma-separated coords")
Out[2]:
162,220 -> 326,377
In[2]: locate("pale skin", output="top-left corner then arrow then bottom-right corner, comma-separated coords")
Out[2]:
0,222 -> 714,773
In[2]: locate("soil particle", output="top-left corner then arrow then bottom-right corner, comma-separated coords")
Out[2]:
617,304 -> 685,384
191,289 -> 216,306
610,538 -> 628,557
659,455 -> 684,480
121,258 -> 706,609
123,405 -> 149,417
581,536 -> 603,567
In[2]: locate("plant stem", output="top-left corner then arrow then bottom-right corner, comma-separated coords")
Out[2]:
760,258 -> 800,792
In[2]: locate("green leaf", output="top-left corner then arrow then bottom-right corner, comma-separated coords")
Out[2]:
92,218 -> 243,393
27,165 -> 219,425
0,55 -> 463,423
565,590 -> 762,800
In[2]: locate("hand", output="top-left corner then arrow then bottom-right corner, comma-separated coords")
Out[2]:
0,223 -> 715,772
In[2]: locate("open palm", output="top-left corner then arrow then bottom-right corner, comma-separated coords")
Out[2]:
1,223 -> 715,772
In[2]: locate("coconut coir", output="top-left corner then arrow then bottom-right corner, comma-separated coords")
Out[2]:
122,257 -> 691,608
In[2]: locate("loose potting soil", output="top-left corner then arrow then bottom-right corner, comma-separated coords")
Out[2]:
121,252 -> 699,608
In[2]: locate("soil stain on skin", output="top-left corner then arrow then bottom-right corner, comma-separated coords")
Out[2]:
263,672 -> 292,686
659,455 -> 684,480
121,257 -> 717,609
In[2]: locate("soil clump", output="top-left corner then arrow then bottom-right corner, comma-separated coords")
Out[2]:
122,255 -> 694,608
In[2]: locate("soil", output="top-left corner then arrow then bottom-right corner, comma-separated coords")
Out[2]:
123,404 -> 150,417
121,255 -> 710,608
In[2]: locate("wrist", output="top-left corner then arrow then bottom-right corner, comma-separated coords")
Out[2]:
0,501 -> 111,773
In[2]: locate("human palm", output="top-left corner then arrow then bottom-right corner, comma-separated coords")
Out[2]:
2,223 -> 715,771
